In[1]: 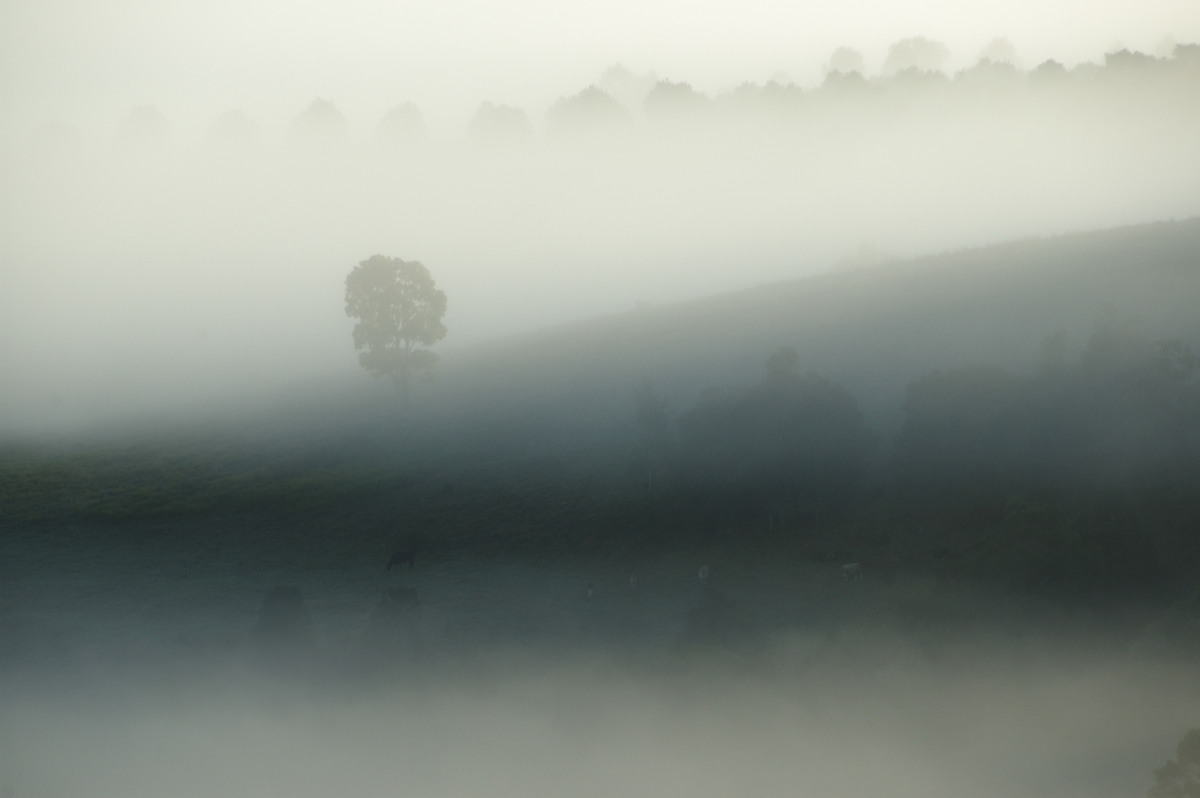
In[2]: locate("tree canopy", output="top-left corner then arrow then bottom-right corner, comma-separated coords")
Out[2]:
545,86 -> 631,139
677,347 -> 872,523
344,255 -> 447,395
289,98 -> 347,149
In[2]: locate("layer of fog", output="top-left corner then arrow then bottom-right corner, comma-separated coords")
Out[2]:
2,636 -> 1196,798
4,510 -> 1199,798
6,0 -> 1198,137
3,50 -> 1199,432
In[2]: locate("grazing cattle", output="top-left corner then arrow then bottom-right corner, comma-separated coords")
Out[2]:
841,563 -> 862,581
386,550 -> 416,571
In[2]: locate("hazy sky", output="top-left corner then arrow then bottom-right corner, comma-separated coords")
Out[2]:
4,0 -> 1199,135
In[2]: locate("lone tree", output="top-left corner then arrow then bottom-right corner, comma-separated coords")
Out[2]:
344,255 -> 447,395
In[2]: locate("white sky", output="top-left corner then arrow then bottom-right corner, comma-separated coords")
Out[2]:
3,0 -> 1199,137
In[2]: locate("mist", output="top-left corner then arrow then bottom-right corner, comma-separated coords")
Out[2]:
5,7 -> 1200,797
3,541 -> 1198,798
4,651 -> 1196,798
3,28 -> 1200,430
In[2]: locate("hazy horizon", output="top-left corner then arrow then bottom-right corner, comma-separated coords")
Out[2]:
4,7 -> 1200,790
4,0 -> 1199,136
3,1 -> 1200,432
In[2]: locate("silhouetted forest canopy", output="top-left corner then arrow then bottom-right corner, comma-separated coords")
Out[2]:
17,39 -> 1200,153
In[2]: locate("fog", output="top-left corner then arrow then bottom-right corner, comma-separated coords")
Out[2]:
4,652 -> 1195,798
2,547 -> 1198,798
4,5 -> 1200,431
5,9 -> 1200,796
5,0 -> 1199,131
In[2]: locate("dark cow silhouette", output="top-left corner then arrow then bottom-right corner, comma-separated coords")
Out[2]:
387,550 -> 416,570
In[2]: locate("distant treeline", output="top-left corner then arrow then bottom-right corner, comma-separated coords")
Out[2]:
23,40 -> 1200,153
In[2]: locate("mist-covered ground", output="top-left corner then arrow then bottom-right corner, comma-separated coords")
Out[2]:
4,653 -> 1197,798
6,658 -> 1193,798
3,525 -> 1198,798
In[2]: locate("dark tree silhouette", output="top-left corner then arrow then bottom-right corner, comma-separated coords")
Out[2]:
892,365 -> 1027,495
882,36 -> 950,76
344,255 -> 447,395
826,46 -> 866,75
818,68 -> 871,96
1104,48 -> 1160,73
889,309 -> 1200,593
678,346 -> 872,526
597,64 -> 658,110
545,86 -> 631,139
956,57 -> 1021,88
1031,59 -> 1068,81
643,80 -> 711,123
634,377 -> 670,495
1069,309 -> 1200,496
978,37 -> 1018,66
1175,43 -> 1200,67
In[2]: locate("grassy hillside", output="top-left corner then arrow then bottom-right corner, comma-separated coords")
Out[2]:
443,217 -> 1200,434
3,218 -> 1198,602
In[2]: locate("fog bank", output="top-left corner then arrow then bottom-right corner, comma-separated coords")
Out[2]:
3,44 -> 1199,432
2,641 -> 1195,798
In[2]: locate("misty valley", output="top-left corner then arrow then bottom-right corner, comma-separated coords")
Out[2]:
3,39 -> 1200,798
3,217 -> 1199,798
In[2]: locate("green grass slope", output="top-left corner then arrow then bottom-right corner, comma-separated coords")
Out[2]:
3,218 -> 1198,594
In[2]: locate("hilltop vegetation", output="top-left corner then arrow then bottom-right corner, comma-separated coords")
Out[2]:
4,219 -> 1198,608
